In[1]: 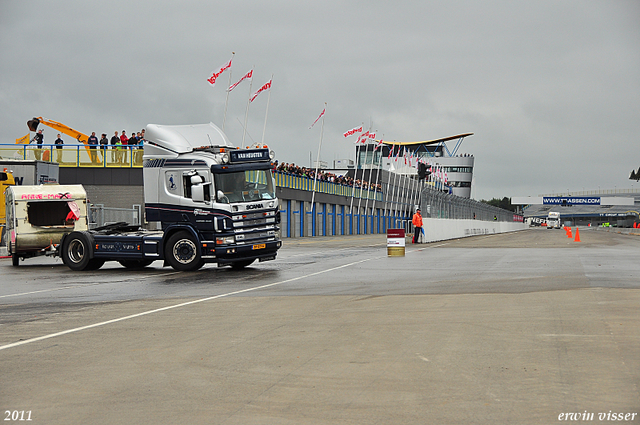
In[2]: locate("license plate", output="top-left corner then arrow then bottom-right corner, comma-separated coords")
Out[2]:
252,244 -> 266,250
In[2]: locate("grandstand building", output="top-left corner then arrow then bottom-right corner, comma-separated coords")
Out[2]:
514,191 -> 640,227
355,133 -> 475,198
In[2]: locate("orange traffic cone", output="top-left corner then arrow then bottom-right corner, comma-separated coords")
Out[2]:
574,227 -> 581,242
567,227 -> 572,238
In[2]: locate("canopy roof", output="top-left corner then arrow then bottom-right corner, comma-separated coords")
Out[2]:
381,133 -> 474,146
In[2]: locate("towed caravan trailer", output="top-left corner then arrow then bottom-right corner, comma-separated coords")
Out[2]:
5,184 -> 88,266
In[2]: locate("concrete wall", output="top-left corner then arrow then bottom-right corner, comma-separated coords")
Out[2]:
420,218 -> 528,243
59,168 -> 144,209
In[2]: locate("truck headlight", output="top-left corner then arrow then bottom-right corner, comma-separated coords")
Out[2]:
216,236 -> 235,245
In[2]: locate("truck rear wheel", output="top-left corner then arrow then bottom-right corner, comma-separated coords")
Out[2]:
61,232 -> 93,271
165,231 -> 204,271
86,259 -> 105,270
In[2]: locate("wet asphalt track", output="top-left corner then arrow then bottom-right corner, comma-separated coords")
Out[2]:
1,228 -> 639,424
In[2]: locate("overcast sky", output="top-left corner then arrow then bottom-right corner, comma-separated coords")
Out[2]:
1,0 -> 638,200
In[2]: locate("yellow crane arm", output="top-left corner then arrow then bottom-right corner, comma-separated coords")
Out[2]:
27,117 -> 89,144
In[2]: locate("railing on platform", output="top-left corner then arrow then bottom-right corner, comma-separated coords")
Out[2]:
275,172 -> 383,201
0,144 -> 143,168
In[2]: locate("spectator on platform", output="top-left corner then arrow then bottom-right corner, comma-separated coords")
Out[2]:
110,131 -> 119,162
54,133 -> 64,163
99,133 -> 109,161
87,132 -> 99,164
32,129 -> 44,161
120,131 -> 129,163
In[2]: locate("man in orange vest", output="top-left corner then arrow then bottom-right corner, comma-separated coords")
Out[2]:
412,208 -> 423,244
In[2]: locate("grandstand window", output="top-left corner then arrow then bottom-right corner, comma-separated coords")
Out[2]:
446,167 -> 473,173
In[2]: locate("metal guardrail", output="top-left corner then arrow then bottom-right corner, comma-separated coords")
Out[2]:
0,144 -> 143,168
275,172 -> 383,201
420,186 -> 517,222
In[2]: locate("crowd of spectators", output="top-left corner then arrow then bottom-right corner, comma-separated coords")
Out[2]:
274,161 -> 382,192
31,128 -> 147,165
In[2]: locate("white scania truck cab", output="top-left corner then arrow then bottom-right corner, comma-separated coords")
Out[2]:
59,123 -> 281,271
547,211 -> 561,229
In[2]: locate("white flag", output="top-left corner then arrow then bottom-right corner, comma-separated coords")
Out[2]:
228,69 -> 253,92
343,126 -> 363,138
309,108 -> 326,129
250,79 -> 272,102
207,58 -> 232,86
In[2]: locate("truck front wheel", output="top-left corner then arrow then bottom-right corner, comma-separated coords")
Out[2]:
61,232 -> 93,271
165,231 -> 204,271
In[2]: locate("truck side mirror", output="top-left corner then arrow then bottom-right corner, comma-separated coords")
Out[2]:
192,184 -> 205,202
217,190 -> 229,204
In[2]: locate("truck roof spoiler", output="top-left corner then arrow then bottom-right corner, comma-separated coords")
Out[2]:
144,123 -> 232,156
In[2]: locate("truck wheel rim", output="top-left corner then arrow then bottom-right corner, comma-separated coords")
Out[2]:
68,240 -> 85,264
173,239 -> 197,264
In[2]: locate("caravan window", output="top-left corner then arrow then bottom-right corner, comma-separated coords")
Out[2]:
27,201 -> 73,226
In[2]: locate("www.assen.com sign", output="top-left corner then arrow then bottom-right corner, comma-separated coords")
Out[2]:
543,197 -> 601,205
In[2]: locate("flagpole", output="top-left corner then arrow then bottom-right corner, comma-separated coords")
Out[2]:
310,103 -> 326,209
389,146 -> 400,228
242,67 -> 254,146
382,143 -> 391,230
363,137 -> 379,233
348,123 -> 365,233
356,141 -> 369,234
222,52 -> 235,131
260,74 -> 274,146
372,140 -> 384,230
357,124 -> 374,233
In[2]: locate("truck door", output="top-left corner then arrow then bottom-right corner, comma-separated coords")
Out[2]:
180,169 -> 213,231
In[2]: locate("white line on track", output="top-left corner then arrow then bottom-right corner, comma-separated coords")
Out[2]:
0,256 -> 380,351
0,240 -> 453,352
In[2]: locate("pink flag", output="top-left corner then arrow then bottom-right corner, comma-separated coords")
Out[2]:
228,69 -> 253,92
309,108 -> 326,129
250,79 -> 272,102
207,58 -> 232,86
343,126 -> 363,138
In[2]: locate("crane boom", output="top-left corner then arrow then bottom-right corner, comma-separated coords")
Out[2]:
27,117 -> 89,144
26,117 -> 103,164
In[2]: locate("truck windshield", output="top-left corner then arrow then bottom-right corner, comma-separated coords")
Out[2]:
214,169 -> 276,203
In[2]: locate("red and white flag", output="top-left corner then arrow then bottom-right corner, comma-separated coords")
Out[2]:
250,79 -> 272,102
343,125 -> 363,138
309,108 -> 325,129
228,69 -> 253,92
373,139 -> 384,151
207,58 -> 232,86
356,131 -> 377,144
